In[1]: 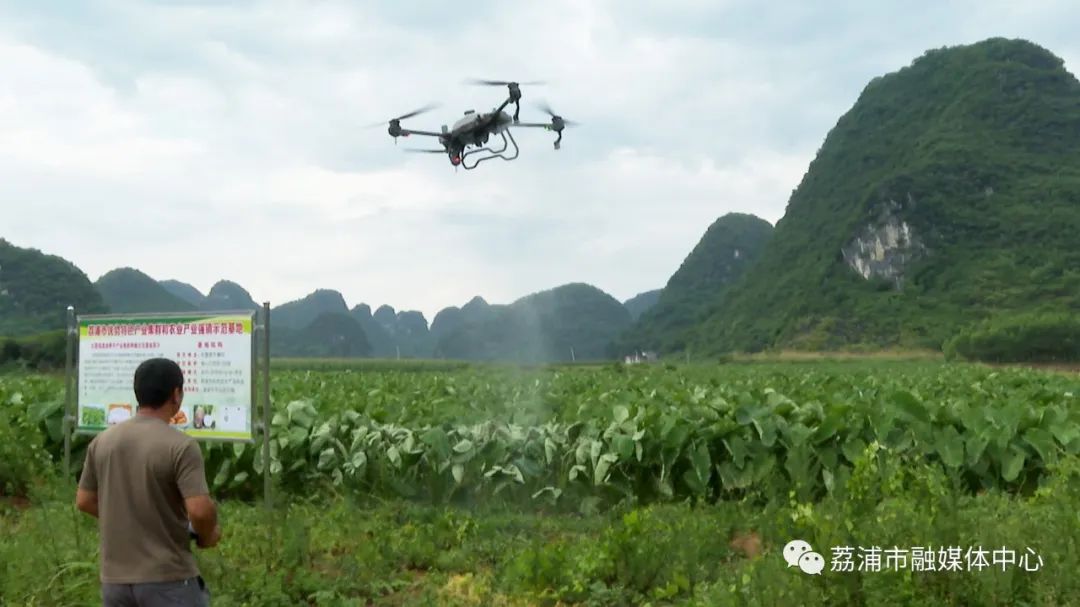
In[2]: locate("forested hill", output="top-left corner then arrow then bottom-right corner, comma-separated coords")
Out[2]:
0,239 -> 106,336
96,268 -> 195,314
617,213 -> 773,354
433,283 -> 633,362
269,290 -> 370,358
158,279 -> 259,311
272,289 -> 350,329
160,280 -> 206,308
623,290 -> 661,321
683,37 -> 1080,354
204,281 -> 259,311
1,244 -> 641,361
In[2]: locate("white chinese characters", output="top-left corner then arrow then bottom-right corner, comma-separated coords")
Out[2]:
826,545 -> 1044,573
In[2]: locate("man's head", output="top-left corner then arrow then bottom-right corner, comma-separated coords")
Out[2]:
133,358 -> 184,417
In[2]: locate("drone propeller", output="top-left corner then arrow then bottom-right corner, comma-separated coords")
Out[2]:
365,103 -> 440,128
466,79 -> 541,121
465,78 -> 545,86
519,102 -> 578,150
406,146 -> 462,167
393,103 -> 440,121
536,102 -> 579,128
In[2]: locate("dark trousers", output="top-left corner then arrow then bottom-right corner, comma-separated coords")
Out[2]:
101,575 -> 210,606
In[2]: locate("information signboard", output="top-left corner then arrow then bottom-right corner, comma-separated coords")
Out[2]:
74,312 -> 256,442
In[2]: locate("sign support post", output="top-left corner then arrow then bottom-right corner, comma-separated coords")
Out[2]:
260,302 -> 272,510
62,305 -> 76,480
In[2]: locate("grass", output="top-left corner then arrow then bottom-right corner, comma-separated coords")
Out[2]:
729,348 -> 946,362
270,358 -> 475,373
3,453 -> 1079,606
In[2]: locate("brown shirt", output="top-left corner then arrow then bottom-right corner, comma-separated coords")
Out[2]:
78,415 -> 210,584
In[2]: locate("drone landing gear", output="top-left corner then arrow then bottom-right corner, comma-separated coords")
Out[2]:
508,83 -> 522,122
461,129 -> 519,170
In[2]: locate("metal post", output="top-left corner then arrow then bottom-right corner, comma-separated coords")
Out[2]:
261,302 -> 272,510
250,310 -> 257,448
62,306 -> 76,481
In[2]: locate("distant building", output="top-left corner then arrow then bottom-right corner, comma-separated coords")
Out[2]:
623,350 -> 659,364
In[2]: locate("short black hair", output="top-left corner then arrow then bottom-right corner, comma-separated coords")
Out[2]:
133,358 -> 184,409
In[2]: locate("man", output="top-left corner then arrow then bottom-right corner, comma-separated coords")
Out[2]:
76,357 -> 222,606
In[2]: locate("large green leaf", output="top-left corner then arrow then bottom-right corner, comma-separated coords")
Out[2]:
811,412 -> 845,444
722,435 -> 749,469
753,417 -> 778,447
612,434 -> 635,460
683,442 -> 712,495
286,400 -> 317,428
287,426 -> 308,448
420,427 -> 451,460
966,433 -> 990,466
613,405 -> 630,424
1001,445 -> 1027,483
935,425 -> 965,469
842,438 -> 867,464
594,453 -> 618,485
317,447 -> 337,471
1022,428 -> 1059,466
892,390 -> 931,424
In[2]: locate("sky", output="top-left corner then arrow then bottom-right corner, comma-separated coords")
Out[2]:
1,0 -> 1077,322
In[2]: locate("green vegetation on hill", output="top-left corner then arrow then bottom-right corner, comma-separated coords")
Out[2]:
0,331 -> 67,370
270,291 -> 374,357
351,304 -> 397,357
393,309 -> 433,357
945,311 -> 1080,363
622,289 -> 661,321
271,312 -> 372,358
619,213 -> 773,354
430,297 -> 492,347
95,268 -> 196,314
429,306 -> 464,345
434,283 -> 632,362
0,239 -> 106,336
363,304 -> 433,358
159,280 -> 206,308
685,38 -> 1080,356
271,289 -> 349,329
203,280 -> 258,311
0,234 -> 640,361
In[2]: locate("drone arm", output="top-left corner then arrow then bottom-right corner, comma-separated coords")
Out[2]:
491,95 -> 522,123
398,128 -> 443,137
508,122 -> 562,149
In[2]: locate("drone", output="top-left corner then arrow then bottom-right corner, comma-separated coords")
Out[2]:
372,79 -> 578,170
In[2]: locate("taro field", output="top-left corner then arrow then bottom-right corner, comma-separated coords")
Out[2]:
1,359 -> 1079,606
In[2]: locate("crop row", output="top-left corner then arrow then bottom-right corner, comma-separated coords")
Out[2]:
2,363 -> 1077,507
